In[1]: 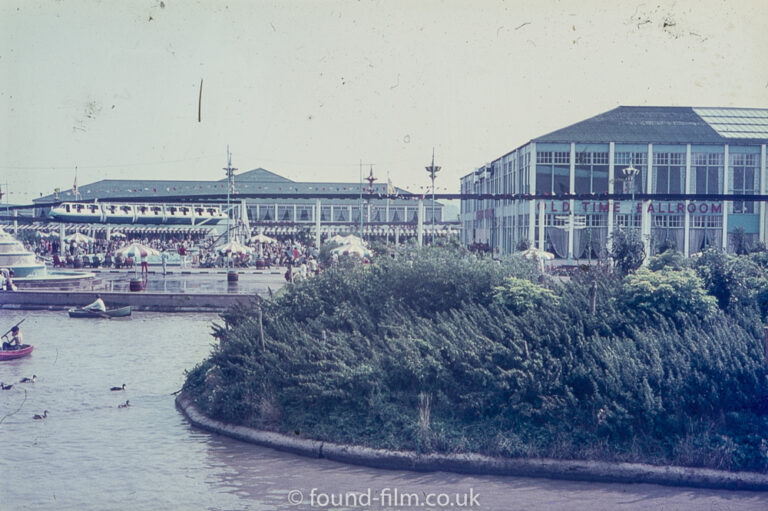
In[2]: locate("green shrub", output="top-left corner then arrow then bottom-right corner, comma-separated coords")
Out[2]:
619,267 -> 716,320
187,245 -> 768,473
493,276 -> 559,314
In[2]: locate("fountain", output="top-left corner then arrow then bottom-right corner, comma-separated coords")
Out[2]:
0,226 -> 95,288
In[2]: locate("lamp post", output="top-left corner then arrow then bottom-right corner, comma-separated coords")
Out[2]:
425,149 -> 441,245
224,146 -> 238,283
365,167 -> 377,242
622,162 -> 639,234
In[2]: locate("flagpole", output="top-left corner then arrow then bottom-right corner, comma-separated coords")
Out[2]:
359,159 -> 363,239
386,171 -> 391,245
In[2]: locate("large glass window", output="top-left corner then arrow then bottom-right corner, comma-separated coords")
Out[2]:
536,151 -> 570,194
653,152 -> 685,194
731,153 -> 759,213
519,152 -> 530,194
615,152 -> 648,194
693,153 -> 723,194
278,205 -> 293,221
296,206 -> 313,221
574,151 -> 609,194
334,207 -> 349,222
258,205 -> 274,221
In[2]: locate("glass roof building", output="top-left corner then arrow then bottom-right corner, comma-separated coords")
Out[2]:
460,106 -> 768,259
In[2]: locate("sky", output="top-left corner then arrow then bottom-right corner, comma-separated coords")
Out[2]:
1,0 -> 766,203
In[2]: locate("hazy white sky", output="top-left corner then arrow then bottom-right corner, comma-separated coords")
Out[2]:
1,0 -> 766,202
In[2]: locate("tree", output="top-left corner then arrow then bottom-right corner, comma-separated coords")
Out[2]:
730,227 -> 750,255
515,238 -> 531,251
609,229 -> 645,276
647,249 -> 687,272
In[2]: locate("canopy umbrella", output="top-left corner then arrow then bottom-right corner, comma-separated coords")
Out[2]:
331,243 -> 372,258
521,247 -> 555,274
329,234 -> 365,246
251,233 -> 277,244
64,232 -> 94,244
217,240 -> 253,254
520,247 -> 555,260
110,231 -> 127,239
340,234 -> 365,246
115,243 -> 160,279
115,243 -> 160,259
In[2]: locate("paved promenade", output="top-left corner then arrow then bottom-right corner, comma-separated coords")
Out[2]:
1,266 -> 288,311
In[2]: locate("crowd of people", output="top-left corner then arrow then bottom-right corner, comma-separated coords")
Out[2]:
19,232 -> 321,272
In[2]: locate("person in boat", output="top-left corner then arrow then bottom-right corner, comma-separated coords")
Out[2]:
84,295 -> 106,313
2,325 -> 22,350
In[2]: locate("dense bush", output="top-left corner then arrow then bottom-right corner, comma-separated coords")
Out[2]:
185,246 -> 768,472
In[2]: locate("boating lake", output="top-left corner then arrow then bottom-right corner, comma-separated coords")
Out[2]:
1,310 -> 767,510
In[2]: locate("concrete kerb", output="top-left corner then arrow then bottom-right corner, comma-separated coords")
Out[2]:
175,393 -> 768,491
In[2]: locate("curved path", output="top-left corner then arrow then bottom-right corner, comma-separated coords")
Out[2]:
177,394 -> 768,509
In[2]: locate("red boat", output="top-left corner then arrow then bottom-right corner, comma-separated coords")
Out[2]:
0,344 -> 34,361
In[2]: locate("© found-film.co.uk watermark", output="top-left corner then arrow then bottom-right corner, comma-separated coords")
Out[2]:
286,487 -> 480,508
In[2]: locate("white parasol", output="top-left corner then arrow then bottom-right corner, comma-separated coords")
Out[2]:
115,243 -> 160,259
521,247 -> 555,260
331,243 -> 372,258
217,240 -> 253,254
64,232 -> 94,244
251,233 -> 277,244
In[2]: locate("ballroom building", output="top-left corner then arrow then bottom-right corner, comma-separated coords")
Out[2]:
460,106 -> 768,258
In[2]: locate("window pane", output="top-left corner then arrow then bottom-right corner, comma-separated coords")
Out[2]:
670,167 -> 682,194
656,167 -> 669,193
554,165 -> 570,193
696,167 -> 707,193
708,167 -> 719,194
593,166 -> 609,193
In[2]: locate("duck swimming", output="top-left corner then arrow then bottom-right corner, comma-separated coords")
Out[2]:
0,382 -> 13,390
110,384 -> 126,391
33,410 -> 48,420
118,400 -> 130,408
19,375 -> 36,383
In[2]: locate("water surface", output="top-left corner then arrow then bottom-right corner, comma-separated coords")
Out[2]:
1,311 -> 766,510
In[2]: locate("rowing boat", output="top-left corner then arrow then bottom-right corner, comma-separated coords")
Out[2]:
68,306 -> 132,318
0,344 -> 34,360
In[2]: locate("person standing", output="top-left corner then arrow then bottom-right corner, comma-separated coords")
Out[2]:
161,249 -> 169,276
178,244 -> 187,269
140,252 -> 149,278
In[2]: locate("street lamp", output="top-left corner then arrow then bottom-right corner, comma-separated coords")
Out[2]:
365,166 -> 377,242
425,149 -> 441,244
622,162 -> 639,233
224,146 -> 238,282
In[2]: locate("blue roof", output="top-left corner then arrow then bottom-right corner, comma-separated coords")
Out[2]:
533,106 -> 768,144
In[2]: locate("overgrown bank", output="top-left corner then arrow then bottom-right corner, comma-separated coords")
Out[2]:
184,246 -> 768,473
